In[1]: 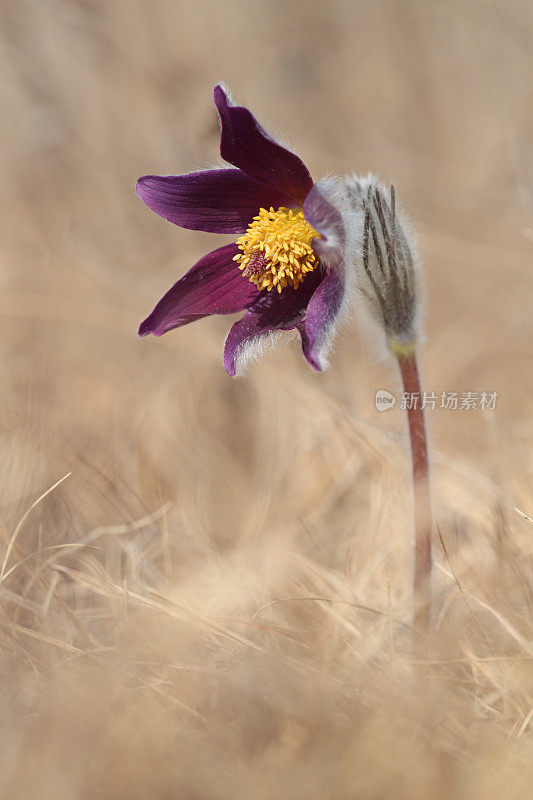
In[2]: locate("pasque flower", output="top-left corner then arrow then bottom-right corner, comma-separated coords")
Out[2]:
137,85 -> 350,376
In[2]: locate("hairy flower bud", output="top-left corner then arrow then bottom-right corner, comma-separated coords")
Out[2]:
344,174 -> 422,356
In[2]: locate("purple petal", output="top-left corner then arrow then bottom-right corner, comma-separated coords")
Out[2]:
303,178 -> 346,269
224,271 -> 323,376
298,270 -> 345,371
214,85 -> 314,203
136,169 -> 295,234
139,244 -> 260,337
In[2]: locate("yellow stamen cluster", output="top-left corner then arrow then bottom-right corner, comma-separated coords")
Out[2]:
233,206 -> 320,293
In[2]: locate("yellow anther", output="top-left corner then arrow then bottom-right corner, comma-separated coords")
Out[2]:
234,207 -> 320,293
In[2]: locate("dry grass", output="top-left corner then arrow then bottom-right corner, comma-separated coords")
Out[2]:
1,0 -> 533,797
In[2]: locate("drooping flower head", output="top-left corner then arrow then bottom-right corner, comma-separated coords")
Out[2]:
137,85 -> 352,376
343,174 -> 422,357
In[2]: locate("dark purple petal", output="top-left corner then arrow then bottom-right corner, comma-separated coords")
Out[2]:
214,85 -> 314,203
224,271 -> 323,376
303,179 -> 346,269
298,270 -> 345,371
136,169 -> 295,234
139,244 -> 260,337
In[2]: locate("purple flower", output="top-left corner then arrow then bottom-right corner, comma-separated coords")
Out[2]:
137,85 -> 349,376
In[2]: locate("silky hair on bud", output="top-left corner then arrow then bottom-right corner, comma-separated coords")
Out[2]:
343,173 -> 424,356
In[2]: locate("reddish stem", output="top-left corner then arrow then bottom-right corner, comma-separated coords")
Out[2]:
398,352 -> 432,634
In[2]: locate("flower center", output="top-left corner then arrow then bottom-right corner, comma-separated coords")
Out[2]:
233,207 -> 320,293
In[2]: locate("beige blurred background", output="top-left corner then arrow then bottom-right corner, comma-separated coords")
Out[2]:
1,1 -> 533,798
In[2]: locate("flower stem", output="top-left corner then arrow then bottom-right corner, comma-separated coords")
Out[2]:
397,352 -> 432,635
